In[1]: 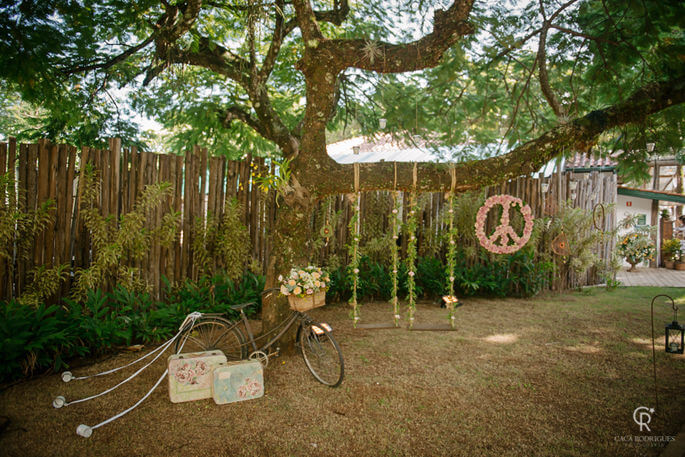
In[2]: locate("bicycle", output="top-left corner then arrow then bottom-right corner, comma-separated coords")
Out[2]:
175,288 -> 344,387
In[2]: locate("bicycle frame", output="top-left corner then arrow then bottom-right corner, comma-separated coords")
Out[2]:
239,309 -> 305,353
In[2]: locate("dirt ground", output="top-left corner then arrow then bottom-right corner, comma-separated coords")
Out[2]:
1,286 -> 684,457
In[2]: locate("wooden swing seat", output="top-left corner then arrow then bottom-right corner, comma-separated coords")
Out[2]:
409,323 -> 456,331
356,322 -> 401,329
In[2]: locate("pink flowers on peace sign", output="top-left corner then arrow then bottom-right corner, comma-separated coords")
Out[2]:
475,194 -> 534,254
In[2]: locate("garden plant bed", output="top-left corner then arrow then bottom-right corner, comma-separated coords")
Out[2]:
1,287 -> 684,457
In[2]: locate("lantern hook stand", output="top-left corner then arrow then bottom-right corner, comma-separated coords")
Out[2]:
649,294 -> 683,414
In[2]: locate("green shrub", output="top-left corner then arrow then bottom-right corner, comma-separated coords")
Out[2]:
0,271 -> 266,383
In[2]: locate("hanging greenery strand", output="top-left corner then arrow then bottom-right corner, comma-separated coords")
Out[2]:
406,163 -> 418,328
446,166 -> 459,328
348,163 -> 361,327
390,163 -> 401,327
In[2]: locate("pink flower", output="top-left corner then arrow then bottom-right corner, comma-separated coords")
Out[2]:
408,271 -> 415,277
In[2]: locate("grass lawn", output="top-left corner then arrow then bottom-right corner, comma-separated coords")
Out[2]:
1,287 -> 684,456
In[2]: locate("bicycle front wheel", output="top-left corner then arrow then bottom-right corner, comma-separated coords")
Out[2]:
176,317 -> 246,361
298,322 -> 344,387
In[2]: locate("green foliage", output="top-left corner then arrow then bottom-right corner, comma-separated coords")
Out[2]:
17,264 -> 70,307
0,172 -> 53,263
72,166 -> 180,299
662,239 -> 682,261
0,270 -> 265,382
327,251 -> 551,304
192,198 -> 250,283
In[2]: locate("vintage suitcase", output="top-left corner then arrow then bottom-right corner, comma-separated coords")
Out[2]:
212,360 -> 264,405
168,350 -> 227,403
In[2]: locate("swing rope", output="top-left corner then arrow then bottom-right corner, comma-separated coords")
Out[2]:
447,166 -> 458,328
391,162 -> 401,327
406,163 -> 419,328
350,162 -> 361,327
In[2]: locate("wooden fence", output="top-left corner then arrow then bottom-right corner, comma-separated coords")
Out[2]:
0,138 -> 617,302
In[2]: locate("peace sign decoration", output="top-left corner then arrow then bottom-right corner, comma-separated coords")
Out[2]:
475,194 -> 534,254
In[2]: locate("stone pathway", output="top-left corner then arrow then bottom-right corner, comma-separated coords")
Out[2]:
616,267 -> 685,287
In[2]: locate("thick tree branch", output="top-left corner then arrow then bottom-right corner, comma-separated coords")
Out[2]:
320,0 -> 475,73
292,0 -> 324,42
219,105 -> 267,137
304,75 -> 685,195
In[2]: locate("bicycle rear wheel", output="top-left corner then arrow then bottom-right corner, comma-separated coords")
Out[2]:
298,322 -> 344,387
176,317 -> 247,361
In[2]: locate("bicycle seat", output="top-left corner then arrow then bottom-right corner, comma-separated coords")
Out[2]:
230,301 -> 255,311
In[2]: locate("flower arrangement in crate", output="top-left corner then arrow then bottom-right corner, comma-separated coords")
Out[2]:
618,231 -> 655,271
279,266 -> 331,311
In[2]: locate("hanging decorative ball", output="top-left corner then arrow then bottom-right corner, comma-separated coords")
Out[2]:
475,194 -> 534,254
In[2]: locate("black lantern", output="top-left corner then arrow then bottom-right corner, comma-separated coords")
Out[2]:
665,320 -> 684,354
651,295 -> 683,355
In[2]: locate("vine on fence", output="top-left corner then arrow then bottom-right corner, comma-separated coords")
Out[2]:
72,166 -> 180,300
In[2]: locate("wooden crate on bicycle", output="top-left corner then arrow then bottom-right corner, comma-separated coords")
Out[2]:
168,350 -> 227,403
288,290 -> 326,312
212,360 -> 264,405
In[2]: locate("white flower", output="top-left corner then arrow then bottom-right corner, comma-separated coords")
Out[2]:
392,209 -> 398,214
278,275 -> 283,282
408,271 -> 415,277
353,268 -> 359,274
449,276 -> 455,282
280,285 -> 289,295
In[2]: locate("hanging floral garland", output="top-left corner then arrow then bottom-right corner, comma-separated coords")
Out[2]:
445,167 -> 459,328
405,164 -> 419,328
348,164 -> 361,327
390,190 -> 401,327
475,194 -> 534,254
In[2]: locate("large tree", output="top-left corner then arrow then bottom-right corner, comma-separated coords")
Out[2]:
1,0 -> 684,336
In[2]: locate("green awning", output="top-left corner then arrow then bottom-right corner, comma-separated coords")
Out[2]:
618,187 -> 685,204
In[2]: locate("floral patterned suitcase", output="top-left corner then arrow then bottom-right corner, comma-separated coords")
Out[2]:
212,360 -> 264,405
168,350 -> 227,403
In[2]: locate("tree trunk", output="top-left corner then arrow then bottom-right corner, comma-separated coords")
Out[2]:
261,184 -> 314,353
